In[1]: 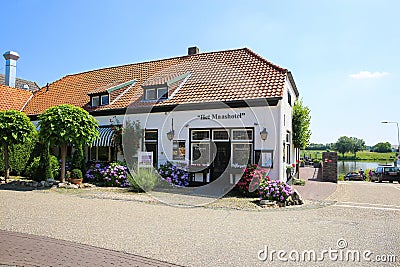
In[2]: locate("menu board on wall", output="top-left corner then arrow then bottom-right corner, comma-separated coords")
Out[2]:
255,150 -> 273,168
138,151 -> 153,167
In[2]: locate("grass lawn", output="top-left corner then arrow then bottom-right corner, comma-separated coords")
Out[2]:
300,150 -> 397,161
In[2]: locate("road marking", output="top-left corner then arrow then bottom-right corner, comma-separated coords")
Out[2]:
338,201 -> 400,208
334,204 -> 400,211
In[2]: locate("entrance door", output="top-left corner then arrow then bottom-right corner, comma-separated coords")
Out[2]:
211,142 -> 231,181
144,143 -> 158,167
144,130 -> 158,168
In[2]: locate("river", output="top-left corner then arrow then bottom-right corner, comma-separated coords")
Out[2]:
337,160 -> 396,175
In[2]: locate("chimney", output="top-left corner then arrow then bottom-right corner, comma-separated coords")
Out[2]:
188,46 -> 199,55
3,51 -> 20,88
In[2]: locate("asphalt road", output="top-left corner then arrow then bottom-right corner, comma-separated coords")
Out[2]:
0,181 -> 399,266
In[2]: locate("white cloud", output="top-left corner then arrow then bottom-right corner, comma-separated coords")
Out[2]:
349,71 -> 390,79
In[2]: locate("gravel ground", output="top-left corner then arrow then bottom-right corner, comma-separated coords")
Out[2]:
0,183 -> 399,266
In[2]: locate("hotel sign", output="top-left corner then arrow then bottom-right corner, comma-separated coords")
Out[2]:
197,112 -> 245,120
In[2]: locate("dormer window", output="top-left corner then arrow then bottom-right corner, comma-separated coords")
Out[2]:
144,87 -> 168,101
101,94 -> 109,105
91,94 -> 109,107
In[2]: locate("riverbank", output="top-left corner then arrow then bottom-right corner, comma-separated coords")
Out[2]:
301,150 -> 397,161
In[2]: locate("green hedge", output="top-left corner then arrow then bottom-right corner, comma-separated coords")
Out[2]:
26,155 -> 60,181
0,141 -> 35,176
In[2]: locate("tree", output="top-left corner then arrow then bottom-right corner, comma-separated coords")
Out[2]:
349,137 -> 366,158
333,136 -> 353,158
373,142 -> 392,153
38,105 -> 99,182
292,99 -> 312,149
0,110 -> 36,182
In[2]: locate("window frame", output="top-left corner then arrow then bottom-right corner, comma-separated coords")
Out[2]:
157,87 -> 168,100
145,88 -> 157,100
91,96 -> 100,107
100,94 -> 109,105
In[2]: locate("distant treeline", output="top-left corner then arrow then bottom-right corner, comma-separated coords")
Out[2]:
306,142 -> 394,153
305,143 -> 334,150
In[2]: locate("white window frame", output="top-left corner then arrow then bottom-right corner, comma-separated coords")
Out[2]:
92,96 -> 100,107
145,88 -> 156,100
212,129 -> 230,141
100,94 -> 109,105
191,130 -> 210,141
231,129 -> 253,141
191,142 -> 211,166
157,87 -> 168,99
231,143 -> 253,168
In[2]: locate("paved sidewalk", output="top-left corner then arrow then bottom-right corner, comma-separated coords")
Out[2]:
293,167 -> 337,201
0,230 -> 180,267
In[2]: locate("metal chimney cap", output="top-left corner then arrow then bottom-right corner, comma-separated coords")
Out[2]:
3,51 -> 20,61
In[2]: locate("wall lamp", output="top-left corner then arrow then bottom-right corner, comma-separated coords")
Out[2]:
167,118 -> 175,141
260,128 -> 268,141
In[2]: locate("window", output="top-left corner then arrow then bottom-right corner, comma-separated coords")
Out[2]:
101,95 -> 109,105
212,130 -> 229,141
145,130 -> 158,141
89,146 -> 116,162
98,147 -> 109,161
144,87 -> 168,100
232,129 -> 252,141
288,91 -> 292,106
145,89 -> 156,100
255,150 -> 273,168
90,147 -> 97,161
173,140 -> 186,160
191,143 -> 210,165
157,88 -> 168,99
231,143 -> 252,168
92,96 -> 100,107
91,94 -> 109,107
192,130 -> 210,141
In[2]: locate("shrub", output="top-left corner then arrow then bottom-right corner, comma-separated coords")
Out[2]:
71,145 -> 85,173
101,162 -> 130,187
259,180 -> 293,203
0,141 -> 35,176
128,167 -> 159,191
158,162 -> 189,187
293,179 -> 306,186
27,155 -> 60,181
236,164 -> 270,197
70,169 -> 83,179
85,163 -> 105,183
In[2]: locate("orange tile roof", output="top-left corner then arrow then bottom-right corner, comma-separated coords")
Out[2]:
0,85 -> 33,111
23,48 -> 296,115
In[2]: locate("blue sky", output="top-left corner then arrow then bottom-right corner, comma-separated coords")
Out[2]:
1,0 -> 399,146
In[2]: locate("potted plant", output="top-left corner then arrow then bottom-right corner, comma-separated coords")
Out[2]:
313,159 -> 321,168
68,169 -> 83,185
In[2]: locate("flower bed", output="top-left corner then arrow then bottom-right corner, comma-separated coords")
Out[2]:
259,180 -> 293,203
85,162 -> 130,187
236,164 -> 269,197
158,162 -> 189,187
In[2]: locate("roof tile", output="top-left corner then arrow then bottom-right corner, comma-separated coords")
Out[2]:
23,48 -> 292,115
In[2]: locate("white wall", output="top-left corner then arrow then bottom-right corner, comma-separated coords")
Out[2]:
120,104 -> 283,180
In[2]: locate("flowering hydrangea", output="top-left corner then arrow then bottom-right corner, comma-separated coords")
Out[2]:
158,162 -> 189,187
259,180 -> 293,202
236,164 -> 270,197
85,162 -> 130,187
85,163 -> 105,183
101,162 -> 130,187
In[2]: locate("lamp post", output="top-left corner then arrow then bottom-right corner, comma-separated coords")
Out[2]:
381,121 -> 400,152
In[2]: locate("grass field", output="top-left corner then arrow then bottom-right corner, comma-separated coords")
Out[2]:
300,150 -> 397,161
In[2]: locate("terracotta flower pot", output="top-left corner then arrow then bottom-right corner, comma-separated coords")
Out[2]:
69,178 -> 83,185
